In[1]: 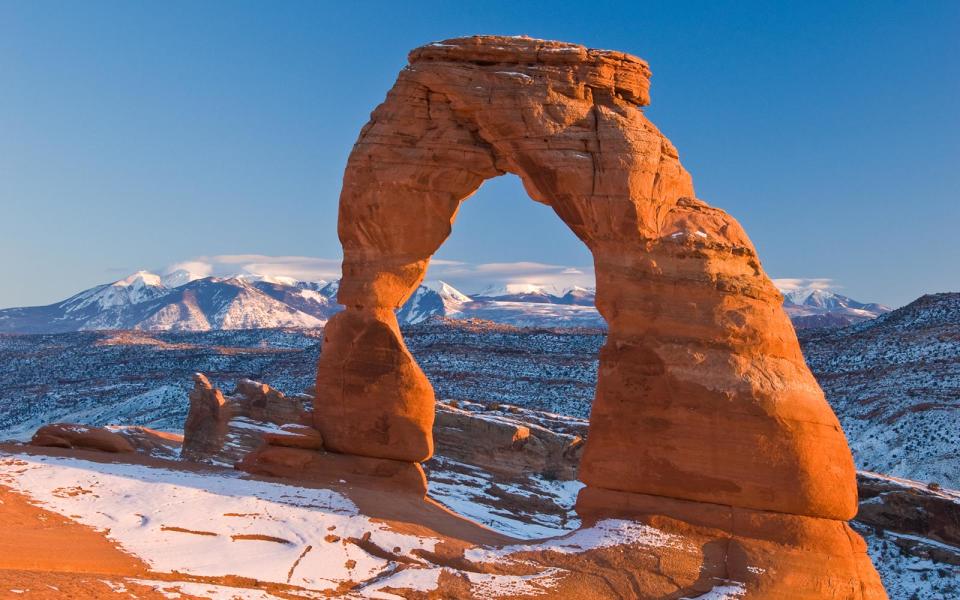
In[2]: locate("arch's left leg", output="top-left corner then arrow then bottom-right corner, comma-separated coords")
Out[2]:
314,75 -> 499,462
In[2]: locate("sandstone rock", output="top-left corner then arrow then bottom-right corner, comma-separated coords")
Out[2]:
180,373 -> 229,462
312,34 -> 881,596
109,426 -> 183,459
315,34 -> 857,518
180,374 -> 314,465
855,471 -> 960,566
233,378 -> 307,425
576,486 -> 887,599
315,309 -> 435,462
30,423 -> 134,454
262,424 -> 324,450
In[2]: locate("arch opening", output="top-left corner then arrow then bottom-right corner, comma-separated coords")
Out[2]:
395,172 -> 604,537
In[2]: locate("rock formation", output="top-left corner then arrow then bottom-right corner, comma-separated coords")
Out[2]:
180,373 -> 229,462
30,423 -> 135,453
180,373 -> 312,464
433,402 -> 582,480
312,35 -> 885,597
855,472 -> 960,566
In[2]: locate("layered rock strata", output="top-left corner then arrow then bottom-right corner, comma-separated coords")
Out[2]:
312,35 -> 884,597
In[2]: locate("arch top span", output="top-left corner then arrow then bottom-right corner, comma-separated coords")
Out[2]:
316,35 -> 859,522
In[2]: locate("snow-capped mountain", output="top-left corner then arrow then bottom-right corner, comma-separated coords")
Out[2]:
0,273 -> 605,332
397,281 -> 473,324
781,287 -> 891,329
394,281 -> 604,327
555,286 -> 596,306
1,270 -> 892,333
472,282 -> 566,304
0,274 -> 329,333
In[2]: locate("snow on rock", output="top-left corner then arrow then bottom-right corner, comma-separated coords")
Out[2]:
679,582 -> 747,599
425,456 -> 583,539
464,519 -> 688,562
0,451 -> 614,598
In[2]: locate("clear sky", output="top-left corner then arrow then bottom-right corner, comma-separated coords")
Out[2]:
1,1 -> 957,308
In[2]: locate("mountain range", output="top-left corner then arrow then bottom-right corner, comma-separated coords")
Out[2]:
0,270 -> 890,333
782,288 -> 891,329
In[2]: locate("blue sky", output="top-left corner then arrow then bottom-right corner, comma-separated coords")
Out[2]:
1,1 -> 957,308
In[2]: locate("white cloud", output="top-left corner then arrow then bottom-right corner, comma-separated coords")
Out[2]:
771,278 -> 837,293
161,256 -> 845,300
161,255 -> 595,293
162,255 -> 341,284
426,260 -> 595,294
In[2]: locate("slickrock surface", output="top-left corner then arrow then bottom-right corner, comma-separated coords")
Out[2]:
311,34 -> 883,597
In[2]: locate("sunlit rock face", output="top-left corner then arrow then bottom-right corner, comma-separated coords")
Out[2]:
314,35 -> 885,597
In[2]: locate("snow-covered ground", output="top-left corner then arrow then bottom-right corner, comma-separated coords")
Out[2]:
0,451 -> 693,598
0,452 -> 437,594
800,293 -> 960,488
864,533 -> 959,599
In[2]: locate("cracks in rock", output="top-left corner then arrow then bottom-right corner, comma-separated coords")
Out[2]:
418,83 -> 502,179
591,105 -> 602,196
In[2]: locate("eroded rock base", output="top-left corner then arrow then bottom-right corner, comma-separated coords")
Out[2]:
577,487 -> 887,599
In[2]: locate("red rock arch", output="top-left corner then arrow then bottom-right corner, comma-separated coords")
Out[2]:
315,36 -> 857,521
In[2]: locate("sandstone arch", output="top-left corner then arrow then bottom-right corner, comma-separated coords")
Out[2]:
315,36 -> 857,522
